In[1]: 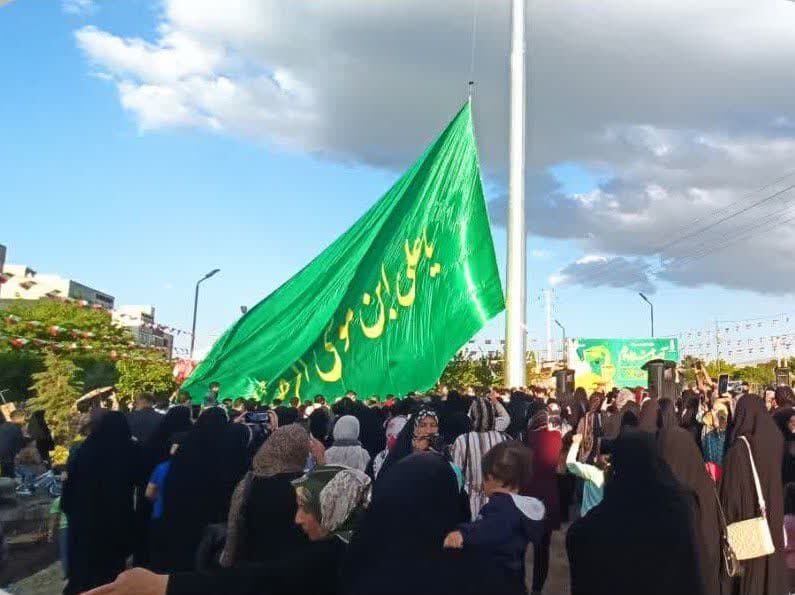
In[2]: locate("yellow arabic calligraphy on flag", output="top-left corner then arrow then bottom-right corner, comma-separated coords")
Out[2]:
182,102 -> 505,402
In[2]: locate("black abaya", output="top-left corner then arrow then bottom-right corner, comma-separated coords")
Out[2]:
566,430 -> 704,595
136,406 -> 194,567
657,424 -> 722,595
657,398 -> 678,431
27,411 -> 55,462
61,412 -> 140,595
158,408 -> 248,572
638,397 -> 659,433
343,453 -> 519,595
680,392 -> 703,449
772,405 -> 795,484
720,395 -> 787,595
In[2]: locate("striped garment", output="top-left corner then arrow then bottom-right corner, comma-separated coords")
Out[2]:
451,429 -> 509,520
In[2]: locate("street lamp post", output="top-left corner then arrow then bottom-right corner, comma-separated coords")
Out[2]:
554,319 -> 566,365
639,292 -> 654,338
190,268 -> 221,358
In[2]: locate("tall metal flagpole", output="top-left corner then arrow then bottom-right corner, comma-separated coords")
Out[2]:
505,0 -> 527,388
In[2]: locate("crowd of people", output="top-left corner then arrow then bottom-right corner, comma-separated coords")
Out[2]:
13,379 -> 795,595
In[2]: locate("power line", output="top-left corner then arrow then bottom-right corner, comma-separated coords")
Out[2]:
555,186 -> 795,291
657,182 -> 795,256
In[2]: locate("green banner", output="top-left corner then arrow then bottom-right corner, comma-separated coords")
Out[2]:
183,102 -> 505,403
568,337 -> 680,391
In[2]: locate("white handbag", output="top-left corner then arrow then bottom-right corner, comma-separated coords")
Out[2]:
725,436 -> 776,561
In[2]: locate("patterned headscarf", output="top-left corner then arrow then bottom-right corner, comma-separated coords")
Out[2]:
412,409 -> 439,436
222,424 -> 310,567
547,402 -> 562,431
468,397 -> 498,433
293,465 -> 371,543
528,408 -> 550,433
251,424 -> 309,477
579,394 -> 604,463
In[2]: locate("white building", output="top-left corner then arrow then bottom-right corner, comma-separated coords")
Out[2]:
0,263 -> 115,309
113,305 -> 174,358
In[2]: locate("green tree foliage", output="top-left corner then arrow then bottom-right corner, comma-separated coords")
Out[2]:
438,352 -> 506,390
0,300 -> 133,356
75,357 -> 120,392
438,352 -> 480,389
678,356 -> 793,390
732,361 -> 776,386
116,358 -> 176,406
0,300 -> 168,404
0,351 -> 44,401
28,353 -> 83,444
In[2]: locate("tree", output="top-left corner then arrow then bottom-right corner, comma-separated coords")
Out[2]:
0,299 -> 168,402
438,352 -> 480,389
438,351 -> 507,391
28,353 -> 83,445
0,351 -> 44,401
0,300 -> 133,356
116,358 -> 176,407
473,355 -> 504,388
733,362 -> 775,386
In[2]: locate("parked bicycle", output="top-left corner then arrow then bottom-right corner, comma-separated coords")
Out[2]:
15,468 -> 62,498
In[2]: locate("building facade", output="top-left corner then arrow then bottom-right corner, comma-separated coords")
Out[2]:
112,305 -> 174,358
0,264 -> 115,309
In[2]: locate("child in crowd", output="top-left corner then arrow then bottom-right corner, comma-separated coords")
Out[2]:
15,438 -> 44,496
443,441 -> 546,591
48,496 -> 68,578
145,432 -> 187,572
566,434 -> 607,517
784,482 -> 795,593
145,433 -> 187,520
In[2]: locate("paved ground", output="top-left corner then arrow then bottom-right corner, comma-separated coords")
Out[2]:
526,527 -> 570,595
7,528 -> 571,595
6,562 -> 61,595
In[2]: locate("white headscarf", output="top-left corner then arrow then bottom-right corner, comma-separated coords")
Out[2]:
325,415 -> 371,472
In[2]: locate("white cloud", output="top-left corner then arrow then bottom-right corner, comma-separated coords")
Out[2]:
575,254 -> 608,266
62,0 -> 94,16
73,0 -> 795,294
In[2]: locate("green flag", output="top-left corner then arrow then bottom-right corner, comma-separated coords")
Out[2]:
183,102 -> 505,403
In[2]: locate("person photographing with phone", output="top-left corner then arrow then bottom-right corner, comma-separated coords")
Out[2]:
377,409 -> 444,479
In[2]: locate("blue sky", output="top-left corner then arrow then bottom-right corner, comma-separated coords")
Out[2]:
2,0 -> 794,359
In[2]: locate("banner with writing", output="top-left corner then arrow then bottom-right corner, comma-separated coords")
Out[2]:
182,102 -> 505,402
568,337 -> 680,391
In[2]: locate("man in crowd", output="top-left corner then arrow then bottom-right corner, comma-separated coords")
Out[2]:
127,393 -> 163,444
204,382 -> 221,407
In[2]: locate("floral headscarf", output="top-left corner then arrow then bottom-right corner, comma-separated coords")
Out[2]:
293,465 -> 371,543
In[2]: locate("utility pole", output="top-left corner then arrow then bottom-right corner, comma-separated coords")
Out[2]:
504,0 -> 527,388
715,319 -> 721,374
